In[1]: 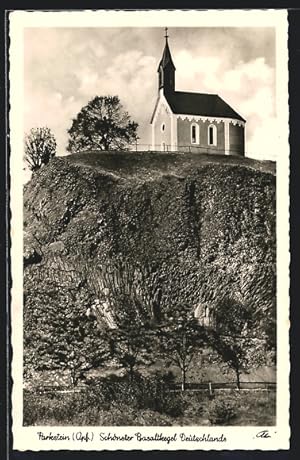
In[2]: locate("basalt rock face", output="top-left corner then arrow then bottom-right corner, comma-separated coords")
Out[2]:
23,154 -> 276,338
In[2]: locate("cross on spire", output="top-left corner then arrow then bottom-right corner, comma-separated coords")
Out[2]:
157,27 -> 175,93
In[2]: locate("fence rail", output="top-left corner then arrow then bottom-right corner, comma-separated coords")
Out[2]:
169,381 -> 276,392
25,381 -> 276,395
127,143 -> 243,155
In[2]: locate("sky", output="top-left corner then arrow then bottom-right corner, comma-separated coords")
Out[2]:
24,27 -> 276,160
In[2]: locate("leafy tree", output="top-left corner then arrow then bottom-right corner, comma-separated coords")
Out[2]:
106,318 -> 156,382
99,286 -> 157,382
158,304 -> 206,391
67,96 -> 138,153
24,127 -> 56,172
24,260 -> 111,388
208,297 -> 266,389
83,259 -> 159,381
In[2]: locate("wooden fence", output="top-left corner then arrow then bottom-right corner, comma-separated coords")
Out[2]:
168,381 -> 276,392
26,381 -> 276,395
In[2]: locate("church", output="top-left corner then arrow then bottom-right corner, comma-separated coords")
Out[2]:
151,31 -> 246,156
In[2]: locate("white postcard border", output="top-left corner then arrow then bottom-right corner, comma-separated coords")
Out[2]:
9,9 -> 290,451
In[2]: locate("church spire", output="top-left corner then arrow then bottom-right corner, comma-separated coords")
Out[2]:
157,28 -> 176,93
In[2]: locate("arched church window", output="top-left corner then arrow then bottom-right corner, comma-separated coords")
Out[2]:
191,123 -> 199,144
208,124 -> 217,146
161,123 -> 165,132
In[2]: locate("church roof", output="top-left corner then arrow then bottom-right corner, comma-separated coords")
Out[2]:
157,39 -> 176,71
165,91 -> 246,122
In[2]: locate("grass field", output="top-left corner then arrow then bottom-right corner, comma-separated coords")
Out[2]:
23,386 -> 276,427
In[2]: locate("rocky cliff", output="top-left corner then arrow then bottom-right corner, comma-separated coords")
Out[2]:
24,152 -> 276,343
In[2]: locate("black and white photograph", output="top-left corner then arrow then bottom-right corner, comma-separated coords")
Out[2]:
9,9 -> 290,451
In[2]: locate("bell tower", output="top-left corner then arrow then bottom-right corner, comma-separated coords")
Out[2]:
157,28 -> 176,94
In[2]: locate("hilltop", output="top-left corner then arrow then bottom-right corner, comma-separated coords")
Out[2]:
66,150 -> 275,181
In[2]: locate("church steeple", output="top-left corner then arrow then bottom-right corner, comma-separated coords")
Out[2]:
158,28 -> 176,93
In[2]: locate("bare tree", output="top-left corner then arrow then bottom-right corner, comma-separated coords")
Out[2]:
24,127 -> 57,172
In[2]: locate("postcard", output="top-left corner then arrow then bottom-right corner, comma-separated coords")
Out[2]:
9,9 -> 290,451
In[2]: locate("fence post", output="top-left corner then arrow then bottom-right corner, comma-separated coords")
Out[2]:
208,381 -> 213,398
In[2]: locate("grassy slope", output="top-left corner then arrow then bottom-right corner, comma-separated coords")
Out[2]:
66,151 -> 276,181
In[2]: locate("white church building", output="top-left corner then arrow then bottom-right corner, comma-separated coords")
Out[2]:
151,31 -> 246,156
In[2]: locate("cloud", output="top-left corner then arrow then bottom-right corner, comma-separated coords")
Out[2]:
240,87 -> 274,119
78,71 -> 100,95
171,48 -> 276,159
175,50 -> 222,92
24,27 -> 277,160
246,117 -> 278,161
24,86 -> 84,154
74,50 -> 157,147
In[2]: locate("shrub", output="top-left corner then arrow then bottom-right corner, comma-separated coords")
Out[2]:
87,374 -> 143,409
23,390 -> 91,425
23,391 -> 40,425
181,392 -> 205,419
88,372 -> 184,417
136,409 -> 173,426
161,395 -> 184,417
69,407 -> 102,425
97,404 -> 138,425
207,395 -> 238,425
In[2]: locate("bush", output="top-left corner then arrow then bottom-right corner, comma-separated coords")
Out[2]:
160,394 -> 184,417
207,395 -> 238,425
87,372 -> 184,417
136,409 -> 173,426
181,392 -> 205,419
23,391 -> 40,425
97,404 -> 138,425
23,389 -> 93,425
